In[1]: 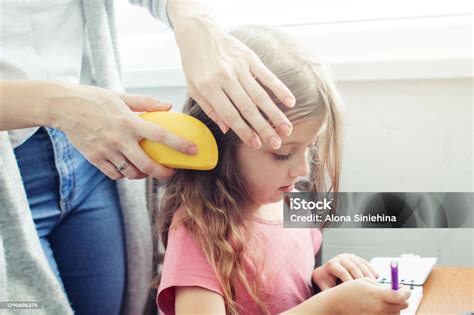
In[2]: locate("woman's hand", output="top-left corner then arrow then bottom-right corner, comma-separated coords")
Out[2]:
169,3 -> 295,150
48,82 -> 197,180
329,278 -> 411,315
312,253 -> 380,290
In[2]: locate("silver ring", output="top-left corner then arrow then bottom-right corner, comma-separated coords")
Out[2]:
115,160 -> 129,173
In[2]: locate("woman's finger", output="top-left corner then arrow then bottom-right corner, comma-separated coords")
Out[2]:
239,72 -> 293,138
133,117 -> 197,155
122,142 -> 175,180
120,93 -> 173,112
250,56 -> 295,108
223,79 -> 278,148
196,84 -> 260,149
109,154 -> 147,180
188,83 -> 229,134
96,160 -> 125,180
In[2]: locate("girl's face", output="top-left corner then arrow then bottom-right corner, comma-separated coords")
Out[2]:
236,117 -> 324,206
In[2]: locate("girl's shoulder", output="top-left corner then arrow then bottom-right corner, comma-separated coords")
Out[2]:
165,207 -> 203,259
169,206 -> 188,230
167,207 -> 204,248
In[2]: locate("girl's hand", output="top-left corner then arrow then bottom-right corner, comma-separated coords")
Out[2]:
50,82 -> 197,180
330,278 -> 411,315
172,13 -> 295,150
312,253 -> 380,290
281,277 -> 409,315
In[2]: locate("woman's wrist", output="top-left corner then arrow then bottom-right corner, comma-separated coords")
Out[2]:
167,0 -> 207,24
167,0 -> 218,41
39,81 -> 97,130
38,81 -> 70,129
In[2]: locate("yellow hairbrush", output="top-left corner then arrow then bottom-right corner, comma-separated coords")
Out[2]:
139,111 -> 218,170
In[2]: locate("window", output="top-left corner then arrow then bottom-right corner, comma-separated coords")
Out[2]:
116,0 -> 472,33
115,0 -> 472,88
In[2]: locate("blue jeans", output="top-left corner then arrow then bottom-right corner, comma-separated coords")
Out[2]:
14,127 -> 126,314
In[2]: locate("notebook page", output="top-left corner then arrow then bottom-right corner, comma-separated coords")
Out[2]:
370,254 -> 437,286
403,287 -> 423,315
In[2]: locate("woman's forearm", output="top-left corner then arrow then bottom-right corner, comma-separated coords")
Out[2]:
0,80 -> 68,131
0,79 -> 195,180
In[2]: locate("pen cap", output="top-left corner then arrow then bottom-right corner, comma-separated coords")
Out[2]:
391,261 -> 399,290
139,111 -> 219,170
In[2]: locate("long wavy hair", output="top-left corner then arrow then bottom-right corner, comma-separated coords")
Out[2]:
152,25 -> 344,314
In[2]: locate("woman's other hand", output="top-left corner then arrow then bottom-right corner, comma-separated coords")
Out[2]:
169,3 -> 295,150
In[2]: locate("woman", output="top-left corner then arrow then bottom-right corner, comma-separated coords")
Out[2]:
0,0 -> 295,314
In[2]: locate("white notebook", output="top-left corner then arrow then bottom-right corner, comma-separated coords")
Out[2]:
370,254 -> 437,315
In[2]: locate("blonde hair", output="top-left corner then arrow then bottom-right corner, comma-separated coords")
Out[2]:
152,25 -> 343,314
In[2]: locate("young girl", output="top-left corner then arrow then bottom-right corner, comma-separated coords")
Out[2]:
154,26 -> 410,314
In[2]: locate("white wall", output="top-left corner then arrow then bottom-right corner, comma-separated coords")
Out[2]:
339,78 -> 472,193
322,78 -> 473,267
120,13 -> 473,267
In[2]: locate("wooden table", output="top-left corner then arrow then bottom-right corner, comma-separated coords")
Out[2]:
417,266 -> 474,314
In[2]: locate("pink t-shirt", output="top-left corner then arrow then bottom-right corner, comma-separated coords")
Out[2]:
157,211 -> 322,314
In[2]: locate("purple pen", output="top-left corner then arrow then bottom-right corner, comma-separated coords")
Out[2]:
390,261 -> 399,290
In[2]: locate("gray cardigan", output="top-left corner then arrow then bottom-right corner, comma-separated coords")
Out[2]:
0,0 -> 170,314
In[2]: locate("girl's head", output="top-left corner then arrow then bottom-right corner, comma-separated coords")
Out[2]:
155,25 -> 343,314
